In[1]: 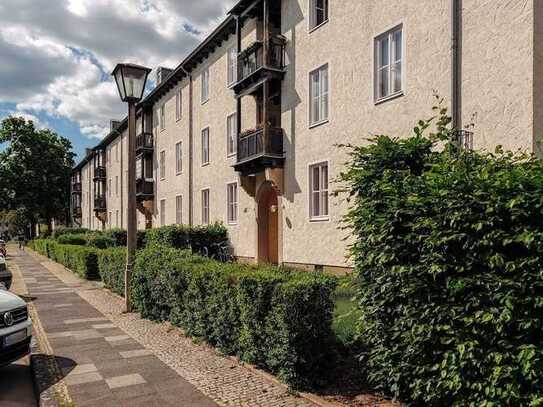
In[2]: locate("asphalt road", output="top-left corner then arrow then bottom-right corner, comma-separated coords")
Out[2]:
0,355 -> 37,406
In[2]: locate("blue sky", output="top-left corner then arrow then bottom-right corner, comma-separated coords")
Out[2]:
0,0 -> 233,162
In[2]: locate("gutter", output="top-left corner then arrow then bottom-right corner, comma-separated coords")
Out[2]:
180,65 -> 194,227
451,0 -> 462,130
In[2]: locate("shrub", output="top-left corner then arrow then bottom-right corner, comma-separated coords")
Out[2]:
53,226 -> 88,238
102,228 -> 127,247
52,244 -> 99,280
132,244 -> 337,388
340,106 -> 543,405
56,233 -> 87,246
97,247 -> 126,296
85,232 -> 116,249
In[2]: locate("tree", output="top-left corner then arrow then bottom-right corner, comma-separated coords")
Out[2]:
0,117 -> 75,236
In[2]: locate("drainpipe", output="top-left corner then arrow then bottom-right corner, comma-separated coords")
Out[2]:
451,0 -> 462,130
180,65 -> 194,226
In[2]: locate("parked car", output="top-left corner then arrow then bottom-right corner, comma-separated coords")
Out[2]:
0,240 -> 6,257
0,290 -> 32,366
0,256 -> 11,290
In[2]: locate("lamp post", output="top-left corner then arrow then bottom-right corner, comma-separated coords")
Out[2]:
111,63 -> 151,312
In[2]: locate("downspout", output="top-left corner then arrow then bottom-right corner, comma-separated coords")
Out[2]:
180,65 -> 194,226
451,0 -> 462,130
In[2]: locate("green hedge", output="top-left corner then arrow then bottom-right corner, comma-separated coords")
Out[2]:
132,245 -> 337,388
85,232 -> 116,249
340,108 -> 543,405
53,226 -> 88,238
97,247 -> 126,295
56,233 -> 87,246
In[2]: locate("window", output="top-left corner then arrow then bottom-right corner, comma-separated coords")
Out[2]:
227,47 -> 237,86
201,189 -> 210,225
309,64 -> 329,126
176,195 -> 183,224
375,25 -> 403,101
309,0 -> 328,30
175,141 -> 182,174
160,103 -> 165,130
160,199 -> 166,226
176,88 -> 182,121
227,182 -> 238,224
115,176 -> 119,196
115,143 -> 119,162
108,179 -> 112,197
116,210 -> 119,227
227,113 -> 237,156
201,68 -> 209,103
109,211 -> 112,227
309,162 -> 329,220
159,150 -> 166,179
201,128 -> 210,165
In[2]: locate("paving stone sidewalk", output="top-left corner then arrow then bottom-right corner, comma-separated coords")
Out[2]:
12,248 -> 218,407
13,248 -> 319,407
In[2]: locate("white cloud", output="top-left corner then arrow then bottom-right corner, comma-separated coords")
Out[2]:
0,0 -> 234,140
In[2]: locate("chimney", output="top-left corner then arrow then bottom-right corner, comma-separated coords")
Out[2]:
110,120 -> 122,132
156,66 -> 173,85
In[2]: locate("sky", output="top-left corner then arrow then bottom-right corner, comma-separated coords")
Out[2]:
0,0 -> 234,162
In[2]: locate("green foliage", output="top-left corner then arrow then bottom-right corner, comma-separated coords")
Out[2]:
53,227 -> 88,238
97,247 -> 126,296
101,228 -> 127,246
131,245 -> 337,388
85,232 -> 116,249
56,233 -> 87,246
340,105 -> 543,405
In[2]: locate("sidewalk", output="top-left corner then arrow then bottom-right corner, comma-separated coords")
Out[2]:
11,248 -> 317,407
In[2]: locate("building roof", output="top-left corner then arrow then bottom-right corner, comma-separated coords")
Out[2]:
72,11 -> 241,173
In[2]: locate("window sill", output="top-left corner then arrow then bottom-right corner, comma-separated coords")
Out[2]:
374,91 -> 404,105
201,98 -> 210,106
202,162 -> 210,167
227,152 -> 237,159
308,19 -> 329,34
228,221 -> 238,226
309,216 -> 330,223
176,171 -> 182,176
309,119 -> 329,130
176,117 -> 182,122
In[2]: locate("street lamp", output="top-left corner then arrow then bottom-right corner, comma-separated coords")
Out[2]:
111,63 -> 151,312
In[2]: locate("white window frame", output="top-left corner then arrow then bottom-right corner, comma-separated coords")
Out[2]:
115,175 -> 119,196
309,0 -> 329,32
159,150 -> 166,180
176,195 -> 183,225
201,127 -> 210,166
374,24 -> 404,103
108,178 -> 112,197
175,141 -> 182,174
201,188 -> 210,225
227,182 -> 238,225
201,68 -> 209,104
115,210 -> 119,228
160,199 -> 166,226
309,63 -> 329,127
227,47 -> 237,87
160,103 -> 166,130
308,161 -> 330,221
226,113 -> 237,157
175,88 -> 182,121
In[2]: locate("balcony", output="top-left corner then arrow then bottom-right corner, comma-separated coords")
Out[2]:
136,179 -> 154,200
71,182 -> 82,194
233,126 -> 284,175
94,196 -> 106,213
72,206 -> 82,218
93,166 -> 106,181
136,132 -> 154,156
232,37 -> 286,95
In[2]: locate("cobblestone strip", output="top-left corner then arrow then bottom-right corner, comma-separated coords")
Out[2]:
8,259 -> 74,407
31,249 -> 320,407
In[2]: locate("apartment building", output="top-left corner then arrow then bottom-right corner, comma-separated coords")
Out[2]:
71,0 -> 543,271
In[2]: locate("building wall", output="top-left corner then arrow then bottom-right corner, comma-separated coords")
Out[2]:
74,0 -> 539,269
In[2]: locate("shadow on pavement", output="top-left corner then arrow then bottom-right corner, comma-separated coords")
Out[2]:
31,354 -> 76,395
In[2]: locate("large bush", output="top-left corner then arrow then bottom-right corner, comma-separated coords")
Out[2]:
341,108 -> 543,405
53,226 -> 88,238
144,223 -> 228,255
132,245 -> 336,388
56,233 -> 87,246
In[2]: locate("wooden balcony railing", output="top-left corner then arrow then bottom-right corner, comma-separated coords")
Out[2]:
136,179 -> 154,198
236,37 -> 286,84
94,196 -> 106,212
71,182 -> 82,194
237,126 -> 284,164
136,132 -> 154,155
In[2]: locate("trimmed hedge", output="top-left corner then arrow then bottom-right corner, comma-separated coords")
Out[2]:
97,247 -> 126,296
132,245 -> 337,388
340,108 -> 543,405
31,239 -> 99,280
86,233 -> 116,249
53,226 -> 88,238
56,233 -> 87,246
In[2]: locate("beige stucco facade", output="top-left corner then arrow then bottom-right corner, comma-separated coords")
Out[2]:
73,0 -> 542,270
